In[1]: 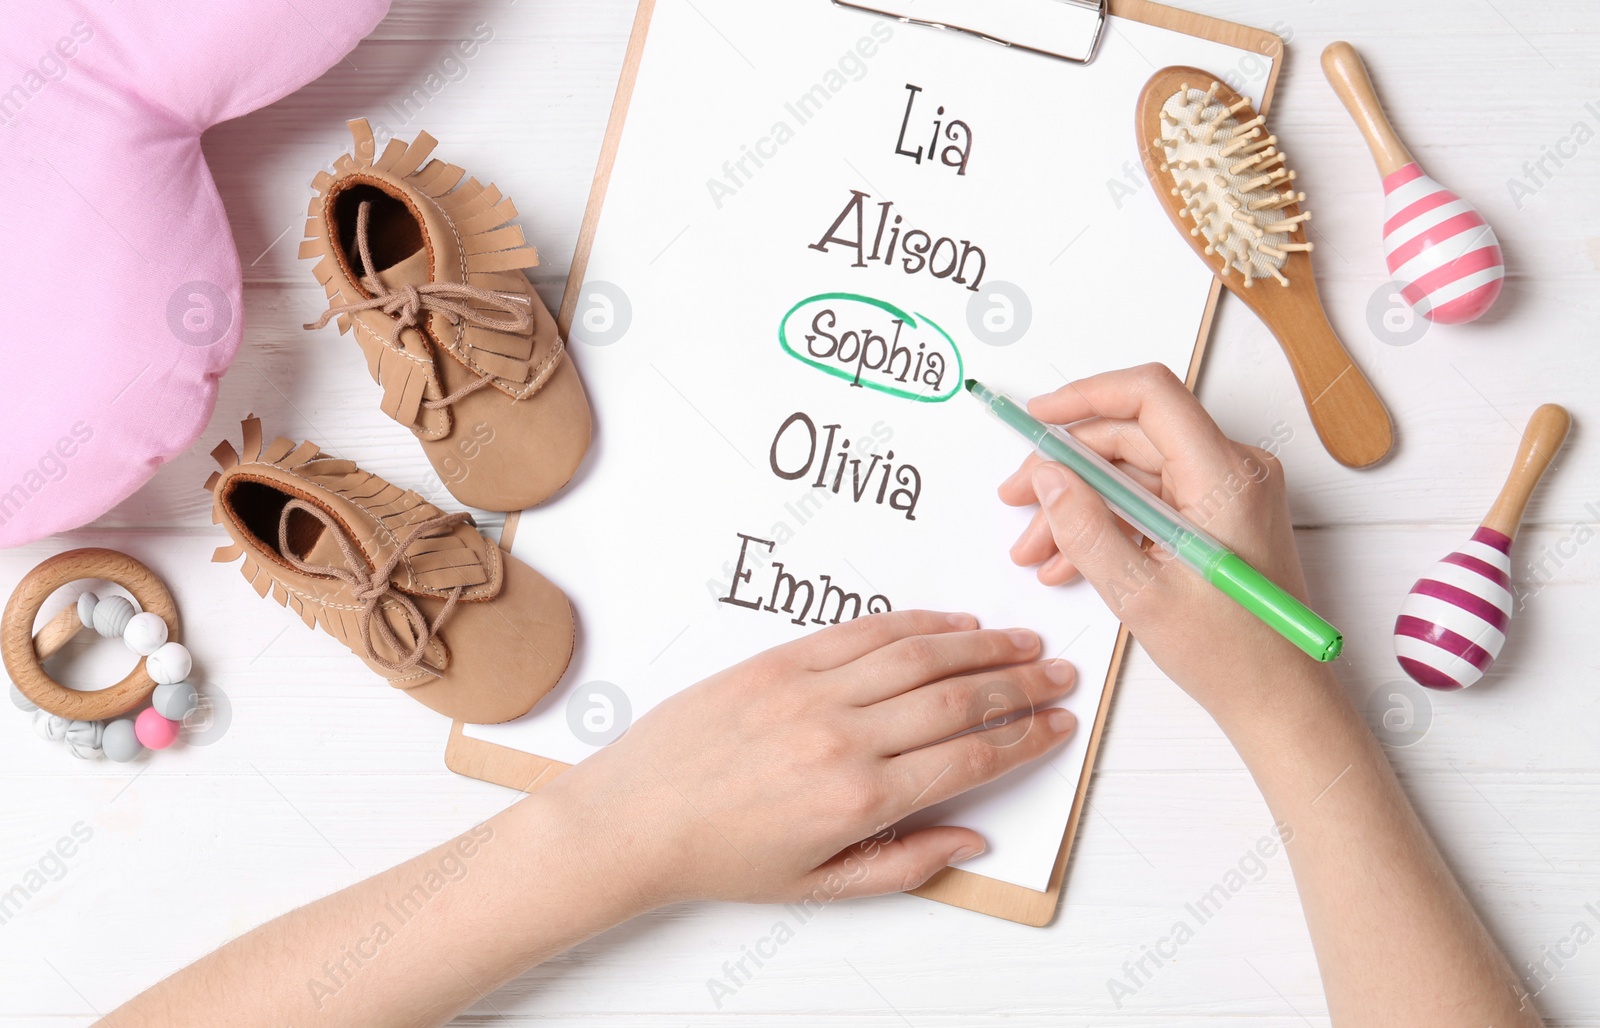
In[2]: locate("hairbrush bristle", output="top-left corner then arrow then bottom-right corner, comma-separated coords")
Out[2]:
1157,83 -> 1312,286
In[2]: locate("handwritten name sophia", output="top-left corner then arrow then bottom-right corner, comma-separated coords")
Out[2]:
778,294 -> 963,403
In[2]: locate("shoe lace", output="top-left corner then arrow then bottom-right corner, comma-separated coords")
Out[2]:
278,498 -> 476,676
304,199 -> 535,410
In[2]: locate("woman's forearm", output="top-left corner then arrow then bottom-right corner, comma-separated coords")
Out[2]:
100,612 -> 1072,1027
100,790 -> 651,1028
1218,669 -> 1539,1028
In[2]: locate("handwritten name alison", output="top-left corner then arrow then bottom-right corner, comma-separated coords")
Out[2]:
809,190 -> 988,292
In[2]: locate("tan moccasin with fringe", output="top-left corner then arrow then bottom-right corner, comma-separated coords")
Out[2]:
300,120 -> 591,512
206,417 -> 574,724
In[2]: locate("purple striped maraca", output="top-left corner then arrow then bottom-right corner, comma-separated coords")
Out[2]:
1395,405 -> 1570,690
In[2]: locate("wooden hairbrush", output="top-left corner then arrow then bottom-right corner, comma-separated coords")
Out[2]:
1136,67 -> 1395,469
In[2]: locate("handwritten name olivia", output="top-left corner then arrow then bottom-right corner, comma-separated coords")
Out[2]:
770,411 -> 921,520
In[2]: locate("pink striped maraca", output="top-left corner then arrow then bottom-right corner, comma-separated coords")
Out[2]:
1324,42 -> 1505,324
1395,405 -> 1570,690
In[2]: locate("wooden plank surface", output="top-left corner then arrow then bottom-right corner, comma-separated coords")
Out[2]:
2,0 -> 1598,1022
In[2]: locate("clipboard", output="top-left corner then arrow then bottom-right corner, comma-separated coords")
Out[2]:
449,0 -> 1285,927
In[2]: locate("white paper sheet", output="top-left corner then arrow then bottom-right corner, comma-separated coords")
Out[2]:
468,0 -> 1272,892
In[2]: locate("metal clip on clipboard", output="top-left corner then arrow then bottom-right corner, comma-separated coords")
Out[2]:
830,0 -> 1108,65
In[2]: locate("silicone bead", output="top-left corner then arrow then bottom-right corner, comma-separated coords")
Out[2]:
9,682 -> 38,712
134,708 -> 181,750
64,720 -> 104,759
101,719 -> 143,763
33,712 -> 70,742
146,642 -> 193,685
92,595 -> 136,639
123,612 -> 169,656
151,682 -> 199,721
77,591 -> 99,629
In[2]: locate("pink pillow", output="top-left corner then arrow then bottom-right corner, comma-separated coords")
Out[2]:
0,0 -> 391,546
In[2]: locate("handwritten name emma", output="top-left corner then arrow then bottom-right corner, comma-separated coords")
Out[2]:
720,532 -> 893,626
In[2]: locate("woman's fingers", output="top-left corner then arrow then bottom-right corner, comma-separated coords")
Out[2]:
796,826 -> 986,901
1009,508 -> 1057,567
1031,462 -> 1180,617
1112,459 -> 1166,498
1027,364 -> 1232,472
836,628 -> 1041,705
1062,418 -> 1167,477
1001,429 -> 1164,509
867,660 -> 1076,755
999,452 -> 1048,506
889,707 -> 1077,813
777,609 -> 978,671
1011,484 -> 1153,575
1037,551 -> 1081,587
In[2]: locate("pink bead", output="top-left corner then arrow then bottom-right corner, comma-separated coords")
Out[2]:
135,708 -> 182,750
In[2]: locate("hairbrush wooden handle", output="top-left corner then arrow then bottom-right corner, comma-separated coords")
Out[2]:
1483,405 -> 1571,539
1269,303 -> 1395,469
1322,41 -> 1414,178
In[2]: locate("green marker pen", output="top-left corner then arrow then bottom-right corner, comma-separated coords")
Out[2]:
967,379 -> 1343,662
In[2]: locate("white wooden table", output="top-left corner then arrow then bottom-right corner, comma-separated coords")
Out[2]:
4,1 -> 1598,1023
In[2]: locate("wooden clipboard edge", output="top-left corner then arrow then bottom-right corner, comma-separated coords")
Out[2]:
458,0 -> 1285,928
446,718 -> 570,792
556,0 -> 661,343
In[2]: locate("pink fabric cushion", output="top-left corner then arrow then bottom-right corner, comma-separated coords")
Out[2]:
0,0 -> 391,546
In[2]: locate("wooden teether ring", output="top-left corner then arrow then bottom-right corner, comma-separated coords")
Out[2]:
2,549 -> 180,721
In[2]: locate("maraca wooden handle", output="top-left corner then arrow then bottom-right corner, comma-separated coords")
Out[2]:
1322,41 -> 1414,178
1483,404 -> 1572,539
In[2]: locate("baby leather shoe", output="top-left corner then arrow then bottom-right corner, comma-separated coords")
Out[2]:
300,120 -> 591,512
206,418 -> 574,724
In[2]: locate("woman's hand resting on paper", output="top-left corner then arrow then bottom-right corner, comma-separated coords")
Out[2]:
104,610 -> 1081,1027
538,610 -> 1079,908
999,363 -> 1334,731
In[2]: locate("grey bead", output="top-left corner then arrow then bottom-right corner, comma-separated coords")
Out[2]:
92,595 -> 136,639
9,682 -> 38,712
77,591 -> 100,629
152,682 -> 199,721
101,719 -> 143,763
